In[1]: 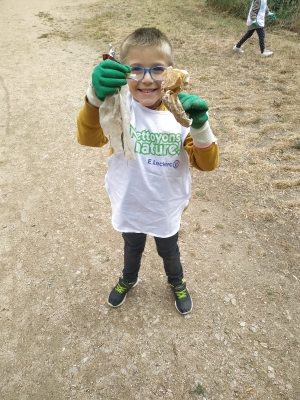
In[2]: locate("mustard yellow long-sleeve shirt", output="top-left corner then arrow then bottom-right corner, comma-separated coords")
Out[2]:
76,97 -> 219,171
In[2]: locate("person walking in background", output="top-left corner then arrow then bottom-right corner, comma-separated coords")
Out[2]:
233,0 -> 276,57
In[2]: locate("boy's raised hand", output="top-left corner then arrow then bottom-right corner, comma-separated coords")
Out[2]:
178,93 -> 209,129
178,93 -> 216,148
268,13 -> 276,19
92,59 -> 131,102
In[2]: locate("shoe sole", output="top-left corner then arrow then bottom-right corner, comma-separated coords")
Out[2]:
107,278 -> 139,308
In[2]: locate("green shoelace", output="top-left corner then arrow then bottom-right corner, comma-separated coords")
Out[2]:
115,283 -> 127,294
115,281 -> 135,294
175,289 -> 187,299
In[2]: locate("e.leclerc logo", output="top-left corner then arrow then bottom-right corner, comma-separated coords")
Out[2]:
148,159 -> 180,169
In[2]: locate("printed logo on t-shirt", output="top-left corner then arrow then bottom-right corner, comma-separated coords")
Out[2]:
147,159 -> 180,168
130,125 -> 182,156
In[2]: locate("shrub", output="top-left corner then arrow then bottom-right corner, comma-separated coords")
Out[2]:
271,0 -> 300,30
206,0 -> 250,19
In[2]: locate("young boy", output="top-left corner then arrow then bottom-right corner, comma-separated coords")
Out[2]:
233,0 -> 276,57
77,28 -> 219,314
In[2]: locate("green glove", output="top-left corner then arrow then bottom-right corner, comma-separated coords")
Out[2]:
269,13 -> 276,19
92,59 -> 131,102
178,93 -> 209,129
251,21 -> 259,27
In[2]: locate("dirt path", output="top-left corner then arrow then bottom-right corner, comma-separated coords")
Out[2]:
1,0 -> 299,399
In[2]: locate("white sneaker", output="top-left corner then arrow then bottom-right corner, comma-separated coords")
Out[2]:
233,45 -> 244,53
261,50 -> 273,57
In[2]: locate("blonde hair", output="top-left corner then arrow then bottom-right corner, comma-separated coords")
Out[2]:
120,27 -> 174,66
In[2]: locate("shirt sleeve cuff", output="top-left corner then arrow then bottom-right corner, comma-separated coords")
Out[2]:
86,80 -> 102,108
190,122 -> 217,148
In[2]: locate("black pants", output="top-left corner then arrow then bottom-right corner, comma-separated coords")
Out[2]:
121,232 -> 183,284
236,27 -> 265,53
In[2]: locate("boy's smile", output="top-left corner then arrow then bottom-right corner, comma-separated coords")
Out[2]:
126,46 -> 170,109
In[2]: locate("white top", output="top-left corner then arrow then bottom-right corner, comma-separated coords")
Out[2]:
105,93 -> 191,238
247,0 -> 269,27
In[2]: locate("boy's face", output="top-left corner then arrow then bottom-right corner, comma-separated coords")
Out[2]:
126,46 -> 170,109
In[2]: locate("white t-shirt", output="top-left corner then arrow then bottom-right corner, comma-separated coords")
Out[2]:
247,0 -> 268,27
105,93 -> 191,238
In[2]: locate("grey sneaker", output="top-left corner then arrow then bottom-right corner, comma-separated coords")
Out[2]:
233,45 -> 244,54
170,279 -> 193,314
107,277 -> 139,307
261,50 -> 273,57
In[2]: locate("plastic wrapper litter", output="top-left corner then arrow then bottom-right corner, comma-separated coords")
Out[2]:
99,45 -> 135,160
161,67 -> 192,128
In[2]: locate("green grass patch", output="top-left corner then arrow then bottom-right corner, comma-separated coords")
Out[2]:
189,383 -> 205,396
36,12 -> 54,22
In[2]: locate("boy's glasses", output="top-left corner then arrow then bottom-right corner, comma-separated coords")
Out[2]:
128,66 -> 167,82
